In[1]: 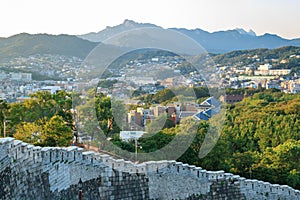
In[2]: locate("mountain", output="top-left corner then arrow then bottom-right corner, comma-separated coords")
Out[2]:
234,28 -> 256,37
1,20 -> 300,63
0,33 -> 99,62
79,19 -> 160,42
171,28 -> 300,53
79,20 -> 300,53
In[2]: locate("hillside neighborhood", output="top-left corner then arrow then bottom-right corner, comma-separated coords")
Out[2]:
0,46 -> 299,103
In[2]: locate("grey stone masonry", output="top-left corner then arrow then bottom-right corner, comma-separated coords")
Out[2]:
1,137 -> 300,200
0,138 -> 148,200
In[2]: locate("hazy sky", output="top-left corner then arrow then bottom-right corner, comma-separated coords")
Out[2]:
1,0 -> 299,39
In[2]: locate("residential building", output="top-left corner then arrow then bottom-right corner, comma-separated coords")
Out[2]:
219,94 -> 245,104
120,131 -> 145,142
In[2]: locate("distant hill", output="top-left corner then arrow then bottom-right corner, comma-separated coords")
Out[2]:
0,33 -> 99,62
213,46 -> 300,63
78,20 -> 300,53
212,46 -> 300,73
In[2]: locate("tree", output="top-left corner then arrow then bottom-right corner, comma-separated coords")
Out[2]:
287,169 -> 300,189
13,122 -> 42,144
30,91 -> 57,119
0,99 -> 9,137
146,113 -> 175,134
42,115 -> 73,146
111,98 -> 127,133
53,90 -> 73,125
94,95 -> 113,135
152,89 -> 175,103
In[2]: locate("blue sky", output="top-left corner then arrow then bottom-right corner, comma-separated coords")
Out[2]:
0,0 -> 299,39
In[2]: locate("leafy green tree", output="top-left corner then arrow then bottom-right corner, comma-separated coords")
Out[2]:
42,115 -> 73,146
152,89 -> 175,103
53,90 -> 73,125
139,129 -> 175,153
30,91 -> 57,119
111,98 -> 126,133
13,122 -> 42,144
287,169 -> 300,189
229,151 -> 259,178
95,94 -> 113,135
0,99 -> 9,137
112,136 -> 135,152
146,113 -> 175,134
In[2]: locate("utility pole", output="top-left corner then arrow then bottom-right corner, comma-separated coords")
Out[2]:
3,118 -> 7,138
3,118 -> 11,138
135,138 -> 137,163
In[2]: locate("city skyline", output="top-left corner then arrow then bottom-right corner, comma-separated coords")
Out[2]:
0,0 -> 299,39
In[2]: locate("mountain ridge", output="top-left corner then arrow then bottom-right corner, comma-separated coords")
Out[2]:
78,19 -> 300,53
1,20 -> 300,63
79,19 -> 160,43
0,33 -> 99,62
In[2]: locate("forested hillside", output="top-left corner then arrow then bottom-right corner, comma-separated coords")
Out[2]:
212,46 -> 300,73
0,33 -> 98,62
113,90 -> 300,189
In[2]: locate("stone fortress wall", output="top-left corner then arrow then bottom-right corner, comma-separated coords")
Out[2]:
1,137 -> 300,200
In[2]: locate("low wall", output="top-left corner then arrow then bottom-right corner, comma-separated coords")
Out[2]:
0,137 -> 299,200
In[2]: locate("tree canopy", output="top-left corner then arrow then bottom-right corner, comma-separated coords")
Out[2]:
2,91 -> 74,146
